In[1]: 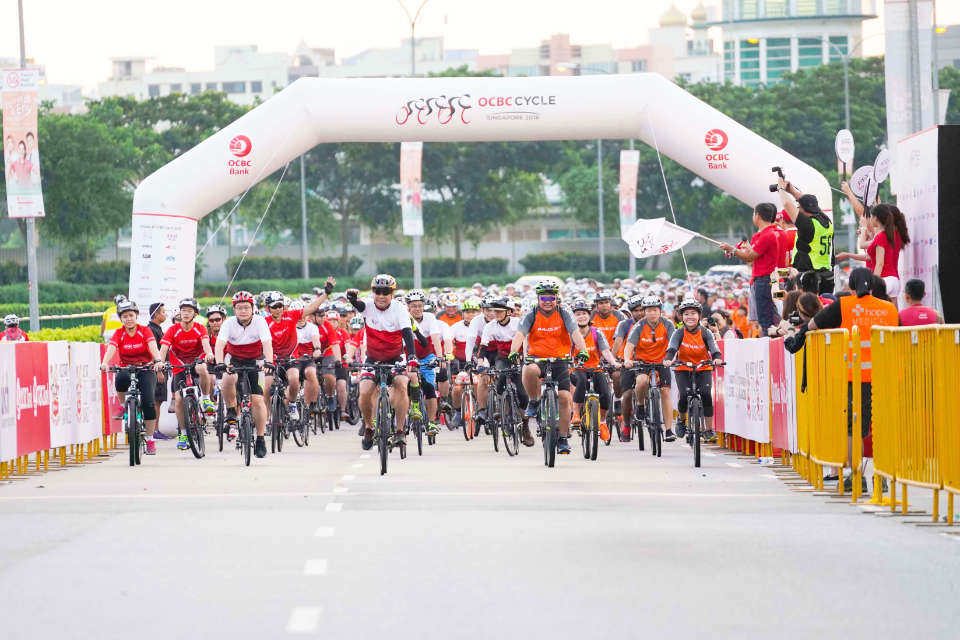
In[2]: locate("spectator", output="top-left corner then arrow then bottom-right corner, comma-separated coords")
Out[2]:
899,279 -> 942,325
771,290 -> 802,337
710,309 -> 741,340
837,204 -> 910,300
720,202 -> 780,337
779,177 -> 835,294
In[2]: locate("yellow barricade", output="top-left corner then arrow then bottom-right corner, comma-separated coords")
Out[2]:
934,326 -> 960,523
794,329 -> 849,490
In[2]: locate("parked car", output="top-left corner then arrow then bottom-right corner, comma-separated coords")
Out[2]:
704,265 -> 750,279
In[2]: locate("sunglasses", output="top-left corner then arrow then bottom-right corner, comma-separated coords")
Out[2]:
372,288 -> 393,296
539,295 -> 557,302
269,303 -> 284,309
208,316 -> 223,322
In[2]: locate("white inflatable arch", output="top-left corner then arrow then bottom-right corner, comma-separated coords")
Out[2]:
130,73 -> 831,305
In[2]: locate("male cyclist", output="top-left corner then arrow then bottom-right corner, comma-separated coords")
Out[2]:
346,274 -> 418,451
159,298 -> 216,450
466,296 -> 496,429
2,314 -> 29,342
319,307 -> 348,418
407,289 -> 444,436
215,291 -> 275,458
437,294 -> 462,326
205,305 -> 227,351
570,299 -> 619,441
611,294 -> 646,436
477,296 -> 533,446
663,299 -> 723,443
622,296 -> 675,442
449,296 -> 481,427
293,304 -> 323,416
508,280 -> 589,455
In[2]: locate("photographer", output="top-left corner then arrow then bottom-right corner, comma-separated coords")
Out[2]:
720,203 -> 779,337
776,173 -> 835,294
781,293 -> 823,352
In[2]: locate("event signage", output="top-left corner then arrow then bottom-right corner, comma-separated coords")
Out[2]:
0,343 -> 16,463
622,217 -> 696,259
400,141 -> 424,236
128,214 -> 198,312
15,342 -> 50,456
873,148 -> 891,184
71,343 -> 103,443
618,150 -> 640,238
47,341 -> 75,449
718,338 -> 770,443
835,129 -> 855,179
1,68 -> 45,218
849,165 -> 874,200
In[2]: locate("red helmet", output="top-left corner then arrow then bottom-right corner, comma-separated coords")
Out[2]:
232,290 -> 255,307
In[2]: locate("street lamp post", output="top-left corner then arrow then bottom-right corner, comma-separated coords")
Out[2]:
300,154 -> 309,279
398,0 -> 431,289
17,0 -> 40,331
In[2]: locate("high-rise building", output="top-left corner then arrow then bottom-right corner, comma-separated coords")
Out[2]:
714,0 -> 878,86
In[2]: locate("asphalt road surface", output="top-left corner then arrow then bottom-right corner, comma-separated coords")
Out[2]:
1,418 -> 958,639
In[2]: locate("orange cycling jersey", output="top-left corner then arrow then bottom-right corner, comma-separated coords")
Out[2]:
527,309 -> 572,359
670,326 -> 718,372
630,320 -> 670,363
438,312 -> 462,327
579,328 -> 602,368
591,312 -> 621,347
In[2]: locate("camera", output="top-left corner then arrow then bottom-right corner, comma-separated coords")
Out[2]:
769,166 -> 785,192
706,317 -> 718,327
788,312 -> 803,327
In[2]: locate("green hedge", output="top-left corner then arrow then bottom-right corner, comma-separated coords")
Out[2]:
27,325 -> 102,343
0,281 -> 123,303
519,251 -> 661,273
0,300 -> 111,318
56,258 -> 131,284
225,256 -> 363,280
375,258 -> 509,278
0,261 -> 27,285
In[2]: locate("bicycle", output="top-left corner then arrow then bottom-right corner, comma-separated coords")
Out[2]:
212,371 -> 225,452
227,362 -> 267,466
492,362 -> 524,457
168,358 -> 208,459
478,364 -> 500,453
109,364 -> 154,467
344,364 -> 362,428
458,365 -> 480,442
634,363 -> 669,458
318,362 -> 341,435
409,360 -> 441,455
367,361 -> 408,475
529,357 -> 571,468
573,365 -> 613,462
669,360 -> 724,468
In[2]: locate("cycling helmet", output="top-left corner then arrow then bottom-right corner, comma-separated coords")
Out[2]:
283,296 -> 292,307
289,300 -> 305,311
206,304 -> 227,318
441,293 -> 459,308
371,274 -> 397,291
677,298 -> 703,315
535,279 -> 560,295
4,314 -> 19,327
178,297 -> 199,312
424,300 -> 436,313
461,296 -> 481,312
264,291 -> 285,308
488,297 -> 511,311
595,289 -> 613,302
406,289 -> 426,303
113,294 -> 127,306
626,294 -> 646,311
349,316 -> 364,330
640,295 -> 663,310
481,295 -> 499,309
300,293 -> 314,303
232,290 -> 255,307
571,299 -> 592,313
117,300 -> 139,315
337,303 -> 350,315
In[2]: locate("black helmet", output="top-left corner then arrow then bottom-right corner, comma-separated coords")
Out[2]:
677,298 -> 702,315
488,296 -> 511,311
571,299 -> 592,313
178,297 -> 199,312
626,294 -> 645,311
117,300 -> 139,315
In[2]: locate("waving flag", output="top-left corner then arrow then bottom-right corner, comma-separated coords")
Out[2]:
623,217 -> 697,259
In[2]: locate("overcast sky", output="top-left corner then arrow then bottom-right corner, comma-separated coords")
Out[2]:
1,0 -> 958,90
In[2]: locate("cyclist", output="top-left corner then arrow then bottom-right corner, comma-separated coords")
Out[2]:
99,300 -> 163,455
2,314 -> 29,342
318,306 -> 347,418
591,290 -> 625,346
205,304 -> 227,351
437,293 -> 462,326
433,299 -> 456,415
507,280 -> 590,455
466,296 -> 497,427
293,303 -> 323,416
570,299 -> 619,441
344,315 -> 366,364
159,298 -> 216,450
622,296 -> 676,442
263,280 -> 333,422
477,296 -> 533,446
346,274 -> 419,451
448,296 -> 480,427
214,291 -> 275,458
611,293 -> 646,437
663,299 -> 723,443
407,289 -> 444,436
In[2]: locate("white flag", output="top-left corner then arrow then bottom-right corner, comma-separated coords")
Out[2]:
623,217 -> 696,259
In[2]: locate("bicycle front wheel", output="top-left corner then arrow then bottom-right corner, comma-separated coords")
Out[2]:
126,397 -> 139,467
501,391 -> 519,457
488,393 -> 499,453
216,394 -> 225,452
241,413 -> 253,467
543,387 -> 558,468
690,400 -> 702,468
377,391 -> 390,475
184,395 -> 205,459
585,397 -> 600,461
413,417 -> 424,456
462,391 -> 475,441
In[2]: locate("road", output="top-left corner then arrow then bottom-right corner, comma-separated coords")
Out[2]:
1,419 -> 958,639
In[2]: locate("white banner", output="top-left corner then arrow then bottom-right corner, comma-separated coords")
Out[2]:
720,337 -> 770,443
849,165 -> 874,200
128,215 -> 198,311
619,150 -> 640,238
623,217 -> 696,259
400,141 -> 423,236
70,343 -> 103,444
895,126 -> 940,311
1,68 -> 45,218
47,341 -> 75,449
0,343 -> 16,462
835,129 -> 854,176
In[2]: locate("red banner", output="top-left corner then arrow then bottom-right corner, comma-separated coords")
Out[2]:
100,344 -> 123,435
15,342 -> 50,456
713,340 -> 726,433
769,338 -> 788,454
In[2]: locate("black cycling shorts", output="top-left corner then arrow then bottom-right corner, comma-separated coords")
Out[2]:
633,363 -> 671,389
335,362 -> 348,382
529,360 -> 571,392
572,369 -> 612,409
675,370 -> 713,418
230,358 -> 263,396
360,357 -> 406,386
115,368 -> 158,420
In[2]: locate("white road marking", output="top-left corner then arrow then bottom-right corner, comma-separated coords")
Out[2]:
704,452 -> 717,457
303,559 -> 328,575
314,527 -> 334,538
762,474 -> 778,479
726,463 -> 744,468
940,533 -> 960,542
360,454 -> 371,459
325,502 -> 343,512
286,607 -> 321,633
351,463 -> 363,469
333,487 -> 349,494
0,492 -> 336,502
341,475 -> 356,481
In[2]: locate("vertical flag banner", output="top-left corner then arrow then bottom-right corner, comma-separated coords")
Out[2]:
400,141 -> 423,236
619,150 -> 640,238
1,68 -> 45,218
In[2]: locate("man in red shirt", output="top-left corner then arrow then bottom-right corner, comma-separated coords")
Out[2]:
899,279 -> 942,326
721,203 -> 779,336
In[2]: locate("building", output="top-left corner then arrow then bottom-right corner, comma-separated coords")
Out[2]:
713,0 -> 878,87
325,37 -> 478,78
0,56 -> 87,113
98,45 -> 290,105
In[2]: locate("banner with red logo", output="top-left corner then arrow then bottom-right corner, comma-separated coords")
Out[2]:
1,68 -> 46,218
100,344 -> 124,436
400,142 -> 423,236
127,214 -> 198,313
718,337 -> 770,443
46,341 -> 75,449
15,342 -> 50,456
0,343 -> 16,462
619,150 -> 639,239
769,338 -> 788,453
72,342 -> 103,443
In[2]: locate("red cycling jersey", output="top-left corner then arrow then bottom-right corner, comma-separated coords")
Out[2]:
110,325 -> 156,365
161,322 -> 209,366
266,309 -> 303,359
323,322 -> 348,358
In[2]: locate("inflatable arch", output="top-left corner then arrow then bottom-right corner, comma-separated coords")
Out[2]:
129,73 -> 831,306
